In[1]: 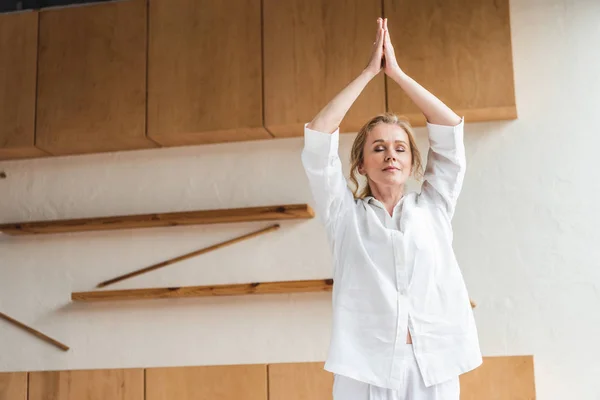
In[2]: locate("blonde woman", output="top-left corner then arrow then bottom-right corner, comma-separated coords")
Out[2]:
301,18 -> 482,399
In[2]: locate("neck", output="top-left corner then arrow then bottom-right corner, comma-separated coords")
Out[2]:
369,182 -> 405,216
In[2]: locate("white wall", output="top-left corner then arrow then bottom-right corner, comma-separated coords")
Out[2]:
1,0 -> 599,398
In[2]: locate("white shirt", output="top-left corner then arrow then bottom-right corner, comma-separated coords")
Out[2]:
301,118 -> 482,389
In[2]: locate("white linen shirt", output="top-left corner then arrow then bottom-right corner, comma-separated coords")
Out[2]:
301,118 -> 482,389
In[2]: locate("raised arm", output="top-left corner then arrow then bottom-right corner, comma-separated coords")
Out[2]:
307,18 -> 386,133
382,19 -> 465,217
302,19 -> 386,230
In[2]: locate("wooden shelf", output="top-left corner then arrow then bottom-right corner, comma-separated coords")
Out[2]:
72,278 -> 477,308
0,204 -> 314,236
72,279 -> 334,302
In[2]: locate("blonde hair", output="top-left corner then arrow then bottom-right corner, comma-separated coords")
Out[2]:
349,113 -> 423,199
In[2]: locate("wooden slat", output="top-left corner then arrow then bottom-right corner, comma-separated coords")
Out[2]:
0,204 -> 314,236
72,279 -> 334,302
0,311 -> 69,351
269,362 -> 332,400
147,0 -> 270,146
29,369 -> 143,400
0,11 -> 48,161
146,364 -> 267,400
263,0 -> 385,137
36,0 -> 156,155
72,278 -> 474,305
384,0 -> 517,124
97,224 -> 281,288
0,372 -> 27,400
460,355 -> 535,399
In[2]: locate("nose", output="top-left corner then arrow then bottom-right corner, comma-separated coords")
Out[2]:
385,153 -> 396,162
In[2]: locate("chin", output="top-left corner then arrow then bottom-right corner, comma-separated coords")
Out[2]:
378,176 -> 406,186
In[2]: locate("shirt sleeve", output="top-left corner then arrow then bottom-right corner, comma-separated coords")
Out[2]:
419,117 -> 467,219
301,123 -> 354,230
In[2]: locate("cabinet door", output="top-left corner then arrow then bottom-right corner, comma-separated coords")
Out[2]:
0,372 -> 27,400
384,0 -> 517,126
36,0 -> 156,155
29,369 -> 144,400
268,362 -> 333,400
147,0 -> 270,146
263,0 -> 385,137
0,11 -> 47,160
146,364 -> 267,400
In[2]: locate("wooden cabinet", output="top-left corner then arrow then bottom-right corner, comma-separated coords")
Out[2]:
147,0 -> 270,146
35,0 -> 156,155
268,362 -> 333,400
384,0 -> 517,126
146,364 -> 267,400
28,369 -> 143,400
263,0 -> 385,137
1,0 -> 518,161
0,11 -> 47,161
0,372 -> 27,400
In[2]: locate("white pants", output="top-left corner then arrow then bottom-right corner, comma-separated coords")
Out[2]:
332,344 -> 460,400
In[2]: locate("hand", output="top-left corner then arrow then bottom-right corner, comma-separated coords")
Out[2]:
364,18 -> 385,77
382,18 -> 402,76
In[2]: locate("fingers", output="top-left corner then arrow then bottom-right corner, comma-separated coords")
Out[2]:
377,23 -> 385,47
375,18 -> 390,48
383,21 -> 393,49
374,18 -> 384,48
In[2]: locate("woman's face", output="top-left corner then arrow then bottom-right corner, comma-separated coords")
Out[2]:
358,123 -> 413,188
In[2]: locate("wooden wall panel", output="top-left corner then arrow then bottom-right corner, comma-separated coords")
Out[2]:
36,0 -> 156,155
0,11 -> 47,160
0,372 -> 27,400
6,356 -> 533,399
28,369 -> 143,400
269,362 -> 332,400
148,0 -> 270,146
384,0 -> 517,126
263,0 -> 385,137
460,355 -> 535,399
269,356 -> 534,399
146,364 -> 267,400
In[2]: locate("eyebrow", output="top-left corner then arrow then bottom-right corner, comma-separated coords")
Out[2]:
372,139 -> 408,145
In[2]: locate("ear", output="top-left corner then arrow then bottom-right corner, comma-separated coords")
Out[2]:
358,163 -> 365,175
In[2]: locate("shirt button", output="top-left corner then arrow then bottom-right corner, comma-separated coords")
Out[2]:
400,289 -> 407,296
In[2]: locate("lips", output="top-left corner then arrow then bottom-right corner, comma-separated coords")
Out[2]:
383,166 -> 399,171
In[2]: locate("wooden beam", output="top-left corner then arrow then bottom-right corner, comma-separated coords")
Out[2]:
0,204 -> 314,236
0,311 -> 69,351
73,279 -> 334,302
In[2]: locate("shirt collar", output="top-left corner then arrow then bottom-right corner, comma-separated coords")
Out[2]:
363,195 -> 405,210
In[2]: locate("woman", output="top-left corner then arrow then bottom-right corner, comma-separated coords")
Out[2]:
301,18 -> 482,399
